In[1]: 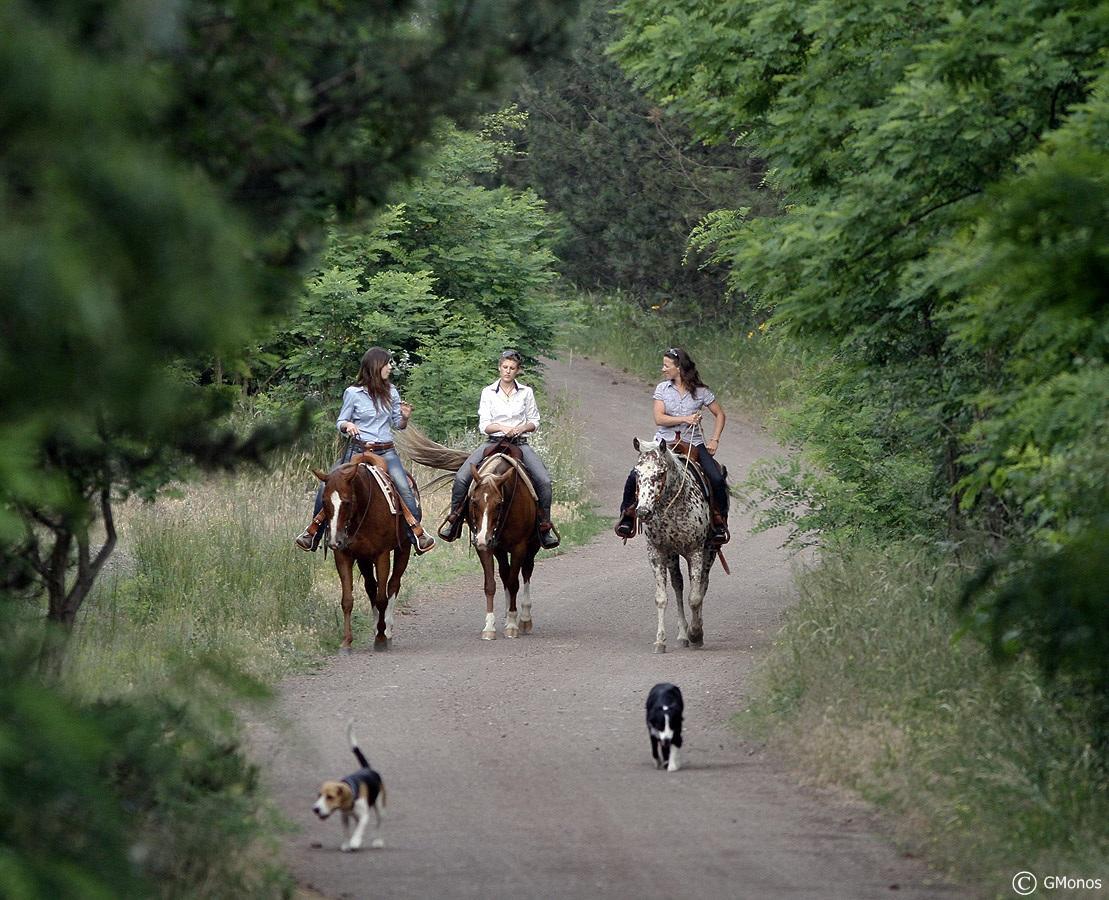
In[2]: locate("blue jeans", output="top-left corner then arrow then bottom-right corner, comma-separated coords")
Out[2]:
449,441 -> 553,514
314,446 -> 421,522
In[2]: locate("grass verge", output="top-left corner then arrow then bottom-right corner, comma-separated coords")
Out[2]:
735,543 -> 1109,897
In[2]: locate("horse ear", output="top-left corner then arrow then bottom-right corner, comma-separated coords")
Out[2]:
471,463 -> 482,483
659,438 -> 668,452
633,437 -> 641,451
312,468 -> 328,483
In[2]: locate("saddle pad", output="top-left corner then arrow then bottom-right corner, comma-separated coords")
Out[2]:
360,463 -> 398,515
471,453 -> 539,502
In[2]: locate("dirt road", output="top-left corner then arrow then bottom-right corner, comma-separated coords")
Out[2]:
247,355 -> 958,899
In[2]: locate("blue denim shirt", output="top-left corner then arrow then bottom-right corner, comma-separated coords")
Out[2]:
336,385 -> 404,444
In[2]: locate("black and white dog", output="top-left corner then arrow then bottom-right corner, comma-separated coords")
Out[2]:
312,721 -> 386,852
645,682 -> 684,772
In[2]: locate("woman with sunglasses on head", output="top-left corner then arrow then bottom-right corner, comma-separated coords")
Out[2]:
294,346 -> 435,554
437,349 -> 560,550
615,347 -> 730,546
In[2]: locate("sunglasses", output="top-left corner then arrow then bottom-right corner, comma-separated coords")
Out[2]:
665,348 -> 680,358
500,350 -> 522,362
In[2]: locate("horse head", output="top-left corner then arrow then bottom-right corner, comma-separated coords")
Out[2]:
317,464 -> 369,552
469,463 -> 514,551
632,437 -> 679,521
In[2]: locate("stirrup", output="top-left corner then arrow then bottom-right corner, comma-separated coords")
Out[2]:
437,511 -> 463,542
295,526 -> 321,552
413,530 -> 436,555
539,524 -> 560,550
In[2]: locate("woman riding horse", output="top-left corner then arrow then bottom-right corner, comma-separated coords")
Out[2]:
295,346 -> 435,554
437,349 -> 560,550
614,347 -> 729,546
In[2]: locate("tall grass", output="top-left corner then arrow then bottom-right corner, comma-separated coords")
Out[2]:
559,292 -> 797,416
65,389 -> 603,701
738,544 -> 1109,895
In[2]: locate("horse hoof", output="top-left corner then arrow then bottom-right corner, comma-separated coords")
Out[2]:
520,620 -> 532,634
504,626 -> 519,639
481,630 -> 497,641
678,638 -> 690,648
690,635 -> 704,647
653,643 -> 666,654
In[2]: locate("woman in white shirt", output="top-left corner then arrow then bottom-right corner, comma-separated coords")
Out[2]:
437,350 -> 560,550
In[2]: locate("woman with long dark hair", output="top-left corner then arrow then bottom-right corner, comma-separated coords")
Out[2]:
614,347 -> 729,546
295,347 -> 434,554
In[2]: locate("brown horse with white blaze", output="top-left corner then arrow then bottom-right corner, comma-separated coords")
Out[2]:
469,456 -> 539,640
314,460 -> 411,651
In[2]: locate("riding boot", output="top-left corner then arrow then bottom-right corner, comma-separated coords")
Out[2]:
437,507 -> 465,542
409,524 -> 436,555
537,508 -> 561,550
709,507 -> 730,548
295,512 -> 326,552
614,504 -> 637,539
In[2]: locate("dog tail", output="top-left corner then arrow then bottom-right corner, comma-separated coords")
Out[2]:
347,719 -> 370,769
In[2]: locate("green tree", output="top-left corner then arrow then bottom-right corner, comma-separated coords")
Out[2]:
1,0 -> 577,640
501,0 -> 775,319
612,0 -> 1108,708
253,113 -> 561,440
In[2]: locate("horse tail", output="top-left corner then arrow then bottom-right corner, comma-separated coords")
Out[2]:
394,423 -> 470,471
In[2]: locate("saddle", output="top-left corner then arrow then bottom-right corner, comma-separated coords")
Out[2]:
347,451 -> 424,549
470,453 -> 538,502
667,440 -> 714,502
481,438 -> 524,462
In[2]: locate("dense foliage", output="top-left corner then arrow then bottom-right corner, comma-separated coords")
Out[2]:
247,111 -> 561,440
612,1 -> 1107,702
1,0 -> 576,629
499,0 -> 775,319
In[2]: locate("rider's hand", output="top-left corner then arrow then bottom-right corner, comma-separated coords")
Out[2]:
399,401 -> 413,418
706,438 -> 719,455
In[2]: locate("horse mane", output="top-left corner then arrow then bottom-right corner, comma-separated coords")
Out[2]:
394,423 -> 471,472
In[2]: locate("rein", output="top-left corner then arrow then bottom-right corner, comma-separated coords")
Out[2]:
660,415 -> 702,515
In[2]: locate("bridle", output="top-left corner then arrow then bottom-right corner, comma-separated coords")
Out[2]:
471,461 -> 520,549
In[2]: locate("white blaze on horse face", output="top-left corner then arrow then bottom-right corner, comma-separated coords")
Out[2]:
473,502 -> 492,549
329,491 -> 343,540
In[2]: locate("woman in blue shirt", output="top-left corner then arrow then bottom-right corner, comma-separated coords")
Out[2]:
295,347 -> 434,554
614,347 -> 729,546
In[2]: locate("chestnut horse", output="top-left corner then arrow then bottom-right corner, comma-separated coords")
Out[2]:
314,461 -> 411,651
468,455 -> 539,640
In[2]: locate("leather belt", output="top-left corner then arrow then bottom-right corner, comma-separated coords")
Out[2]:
488,437 -> 528,444
355,441 -> 394,452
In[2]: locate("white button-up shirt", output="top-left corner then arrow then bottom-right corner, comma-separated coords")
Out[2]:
653,380 -> 716,446
478,379 -> 540,438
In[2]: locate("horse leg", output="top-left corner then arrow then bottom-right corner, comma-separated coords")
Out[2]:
479,549 -> 497,640
688,550 -> 711,646
372,552 -> 391,648
336,552 -> 356,653
518,549 -> 536,634
498,549 -> 520,638
670,557 -> 690,647
383,544 -> 411,647
651,552 -> 672,654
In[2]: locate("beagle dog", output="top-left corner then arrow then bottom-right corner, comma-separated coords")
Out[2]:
645,682 -> 684,772
312,721 -> 386,852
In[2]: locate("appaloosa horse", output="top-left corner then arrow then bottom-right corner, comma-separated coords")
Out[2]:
314,459 -> 412,651
468,453 -> 540,640
631,437 -> 715,653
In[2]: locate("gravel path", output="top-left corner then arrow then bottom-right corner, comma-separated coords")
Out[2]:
246,355 -> 960,899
